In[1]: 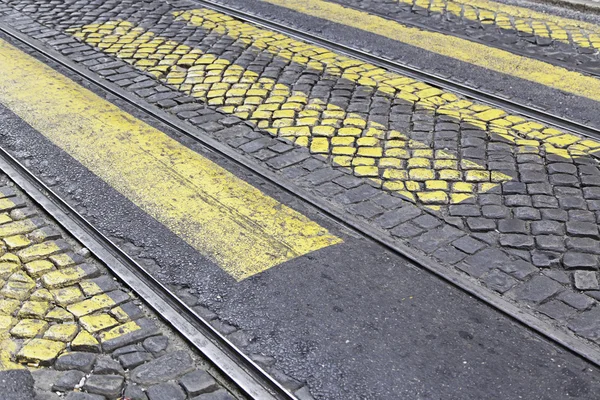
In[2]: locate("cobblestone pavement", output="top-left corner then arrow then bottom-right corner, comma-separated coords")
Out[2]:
328,0 -> 600,75
0,175 -> 238,399
2,0 -> 600,389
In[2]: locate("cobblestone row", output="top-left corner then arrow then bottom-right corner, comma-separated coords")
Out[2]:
0,173 -> 238,399
2,0 -> 600,375
326,0 -> 600,74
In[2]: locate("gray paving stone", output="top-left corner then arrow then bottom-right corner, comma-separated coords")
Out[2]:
143,336 -> 169,356
131,351 -> 194,385
83,374 -> 124,398
574,271 -> 600,291
451,236 -> 485,254
191,389 -> 236,400
537,300 -> 576,321
566,222 -> 600,238
568,307 -> 600,342
52,370 -> 85,392
94,355 -> 125,376
499,234 -> 535,249
55,352 -> 96,373
123,383 -> 148,400
482,270 -> 518,293
412,214 -> 442,229
543,269 -> 571,284
147,382 -> 186,400
266,150 -> 310,169
563,252 -> 599,270
179,370 -> 219,397
410,225 -> 465,254
498,219 -> 528,234
531,220 -> 565,235
64,393 -> 106,400
432,245 -> 468,265
535,235 -> 565,252
531,250 -> 562,268
558,291 -> 596,311
119,351 -> 152,370
375,206 -> 421,229
465,217 -> 496,231
498,259 -> 538,280
507,275 -> 564,304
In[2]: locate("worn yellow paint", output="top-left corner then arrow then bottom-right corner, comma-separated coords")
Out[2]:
260,0 -> 600,103
0,40 -> 341,281
397,0 -> 600,50
68,19 -> 519,205
99,321 -> 141,342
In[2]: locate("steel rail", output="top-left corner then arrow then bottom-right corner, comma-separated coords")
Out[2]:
1,2 -> 600,391
0,25 -> 296,400
191,0 -> 600,147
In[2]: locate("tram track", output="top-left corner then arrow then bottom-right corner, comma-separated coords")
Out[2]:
1,1 -> 600,395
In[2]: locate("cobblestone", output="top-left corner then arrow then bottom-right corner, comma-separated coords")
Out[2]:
0,176 -> 236,398
3,0 -> 600,390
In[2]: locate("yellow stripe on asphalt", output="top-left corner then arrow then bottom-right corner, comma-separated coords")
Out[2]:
260,0 -> 600,103
403,0 -> 600,50
0,39 -> 342,281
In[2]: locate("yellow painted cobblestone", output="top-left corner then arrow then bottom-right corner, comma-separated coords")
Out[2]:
66,12 -> 600,209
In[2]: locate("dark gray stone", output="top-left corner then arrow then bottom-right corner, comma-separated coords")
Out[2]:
410,225 -> 465,254
531,220 -> 564,236
146,382 -> 186,400
374,207 -> 421,229
412,214 -> 442,230
537,300 -> 576,321
191,389 -> 236,400
94,355 -> 125,376
390,222 -> 425,239
483,270 -> 518,293
481,205 -> 509,219
119,351 -> 152,370
499,234 -> 535,249
498,219 -> 528,234
124,383 -> 148,400
566,222 -> 599,238
531,250 -> 562,268
55,352 -> 96,373
0,370 -> 37,400
558,291 -> 595,310
143,336 -> 169,356
535,235 -> 565,252
566,238 -> 600,254
568,307 -> 600,341
131,351 -> 195,385
84,374 -> 124,398
52,370 -> 85,391
498,259 -> 538,280
179,370 -> 219,396
64,393 -> 106,400
508,275 -> 563,304
465,217 -> 496,231
432,245 -> 467,265
266,150 -> 310,169
574,271 -> 600,291
451,236 -> 485,254
563,252 -> 599,270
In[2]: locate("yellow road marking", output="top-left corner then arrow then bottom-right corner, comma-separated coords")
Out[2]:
401,0 -> 600,50
260,0 -> 600,103
68,18 -> 515,205
0,39 -> 342,281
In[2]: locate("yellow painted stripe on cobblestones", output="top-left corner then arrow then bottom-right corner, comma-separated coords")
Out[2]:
260,0 -> 600,103
0,39 -> 341,281
65,14 -> 600,207
68,18 -> 516,205
399,0 -> 600,50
